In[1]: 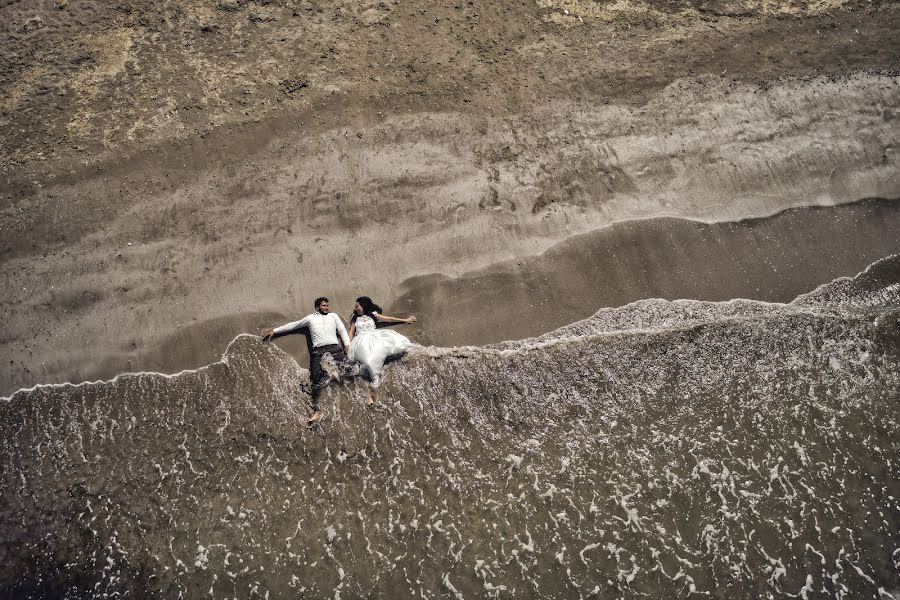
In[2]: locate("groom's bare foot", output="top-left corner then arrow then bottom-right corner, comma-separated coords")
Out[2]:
307,410 -> 322,425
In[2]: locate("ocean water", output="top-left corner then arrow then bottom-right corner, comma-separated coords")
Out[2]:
1,256 -> 898,599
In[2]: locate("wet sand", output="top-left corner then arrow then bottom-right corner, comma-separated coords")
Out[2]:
389,197 -> 900,347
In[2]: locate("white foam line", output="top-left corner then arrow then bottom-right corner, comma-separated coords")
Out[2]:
584,296 -> 793,320
0,334 -> 278,402
600,196 -> 859,229
500,298 -> 843,341
419,303 -> 854,360
792,252 -> 900,305
458,198 -> 899,282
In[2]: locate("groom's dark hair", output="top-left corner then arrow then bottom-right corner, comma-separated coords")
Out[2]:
314,297 -> 329,309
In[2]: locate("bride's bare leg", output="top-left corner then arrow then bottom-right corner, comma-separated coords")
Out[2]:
366,385 -> 378,406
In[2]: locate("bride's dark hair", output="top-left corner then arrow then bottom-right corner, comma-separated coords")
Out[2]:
351,296 -> 382,323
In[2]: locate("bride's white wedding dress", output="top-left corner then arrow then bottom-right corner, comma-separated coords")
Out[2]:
348,314 -> 413,387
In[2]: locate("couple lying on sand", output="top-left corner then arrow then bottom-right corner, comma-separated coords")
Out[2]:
262,296 -> 417,424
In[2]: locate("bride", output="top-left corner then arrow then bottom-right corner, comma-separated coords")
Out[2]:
347,296 -> 417,404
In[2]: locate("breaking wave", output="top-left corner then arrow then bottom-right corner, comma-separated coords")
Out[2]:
1,255 -> 898,599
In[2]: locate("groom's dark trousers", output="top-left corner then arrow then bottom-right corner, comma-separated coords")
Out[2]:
309,344 -> 347,410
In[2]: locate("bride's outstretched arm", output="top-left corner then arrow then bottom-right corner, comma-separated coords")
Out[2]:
348,322 -> 356,342
373,312 -> 417,324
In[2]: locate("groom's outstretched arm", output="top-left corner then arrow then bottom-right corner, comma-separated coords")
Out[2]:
262,316 -> 310,341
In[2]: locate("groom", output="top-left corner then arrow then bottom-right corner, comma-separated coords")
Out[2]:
262,297 -> 350,424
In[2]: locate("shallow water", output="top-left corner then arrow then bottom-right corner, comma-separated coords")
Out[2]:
1,256 -> 898,598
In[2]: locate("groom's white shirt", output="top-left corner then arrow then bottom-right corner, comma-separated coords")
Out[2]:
274,312 -> 350,348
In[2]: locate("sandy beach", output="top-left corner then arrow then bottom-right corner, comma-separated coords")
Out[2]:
1,0 -> 899,392
2,1 -> 900,597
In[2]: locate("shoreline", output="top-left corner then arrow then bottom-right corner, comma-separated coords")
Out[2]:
3,228 -> 897,398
